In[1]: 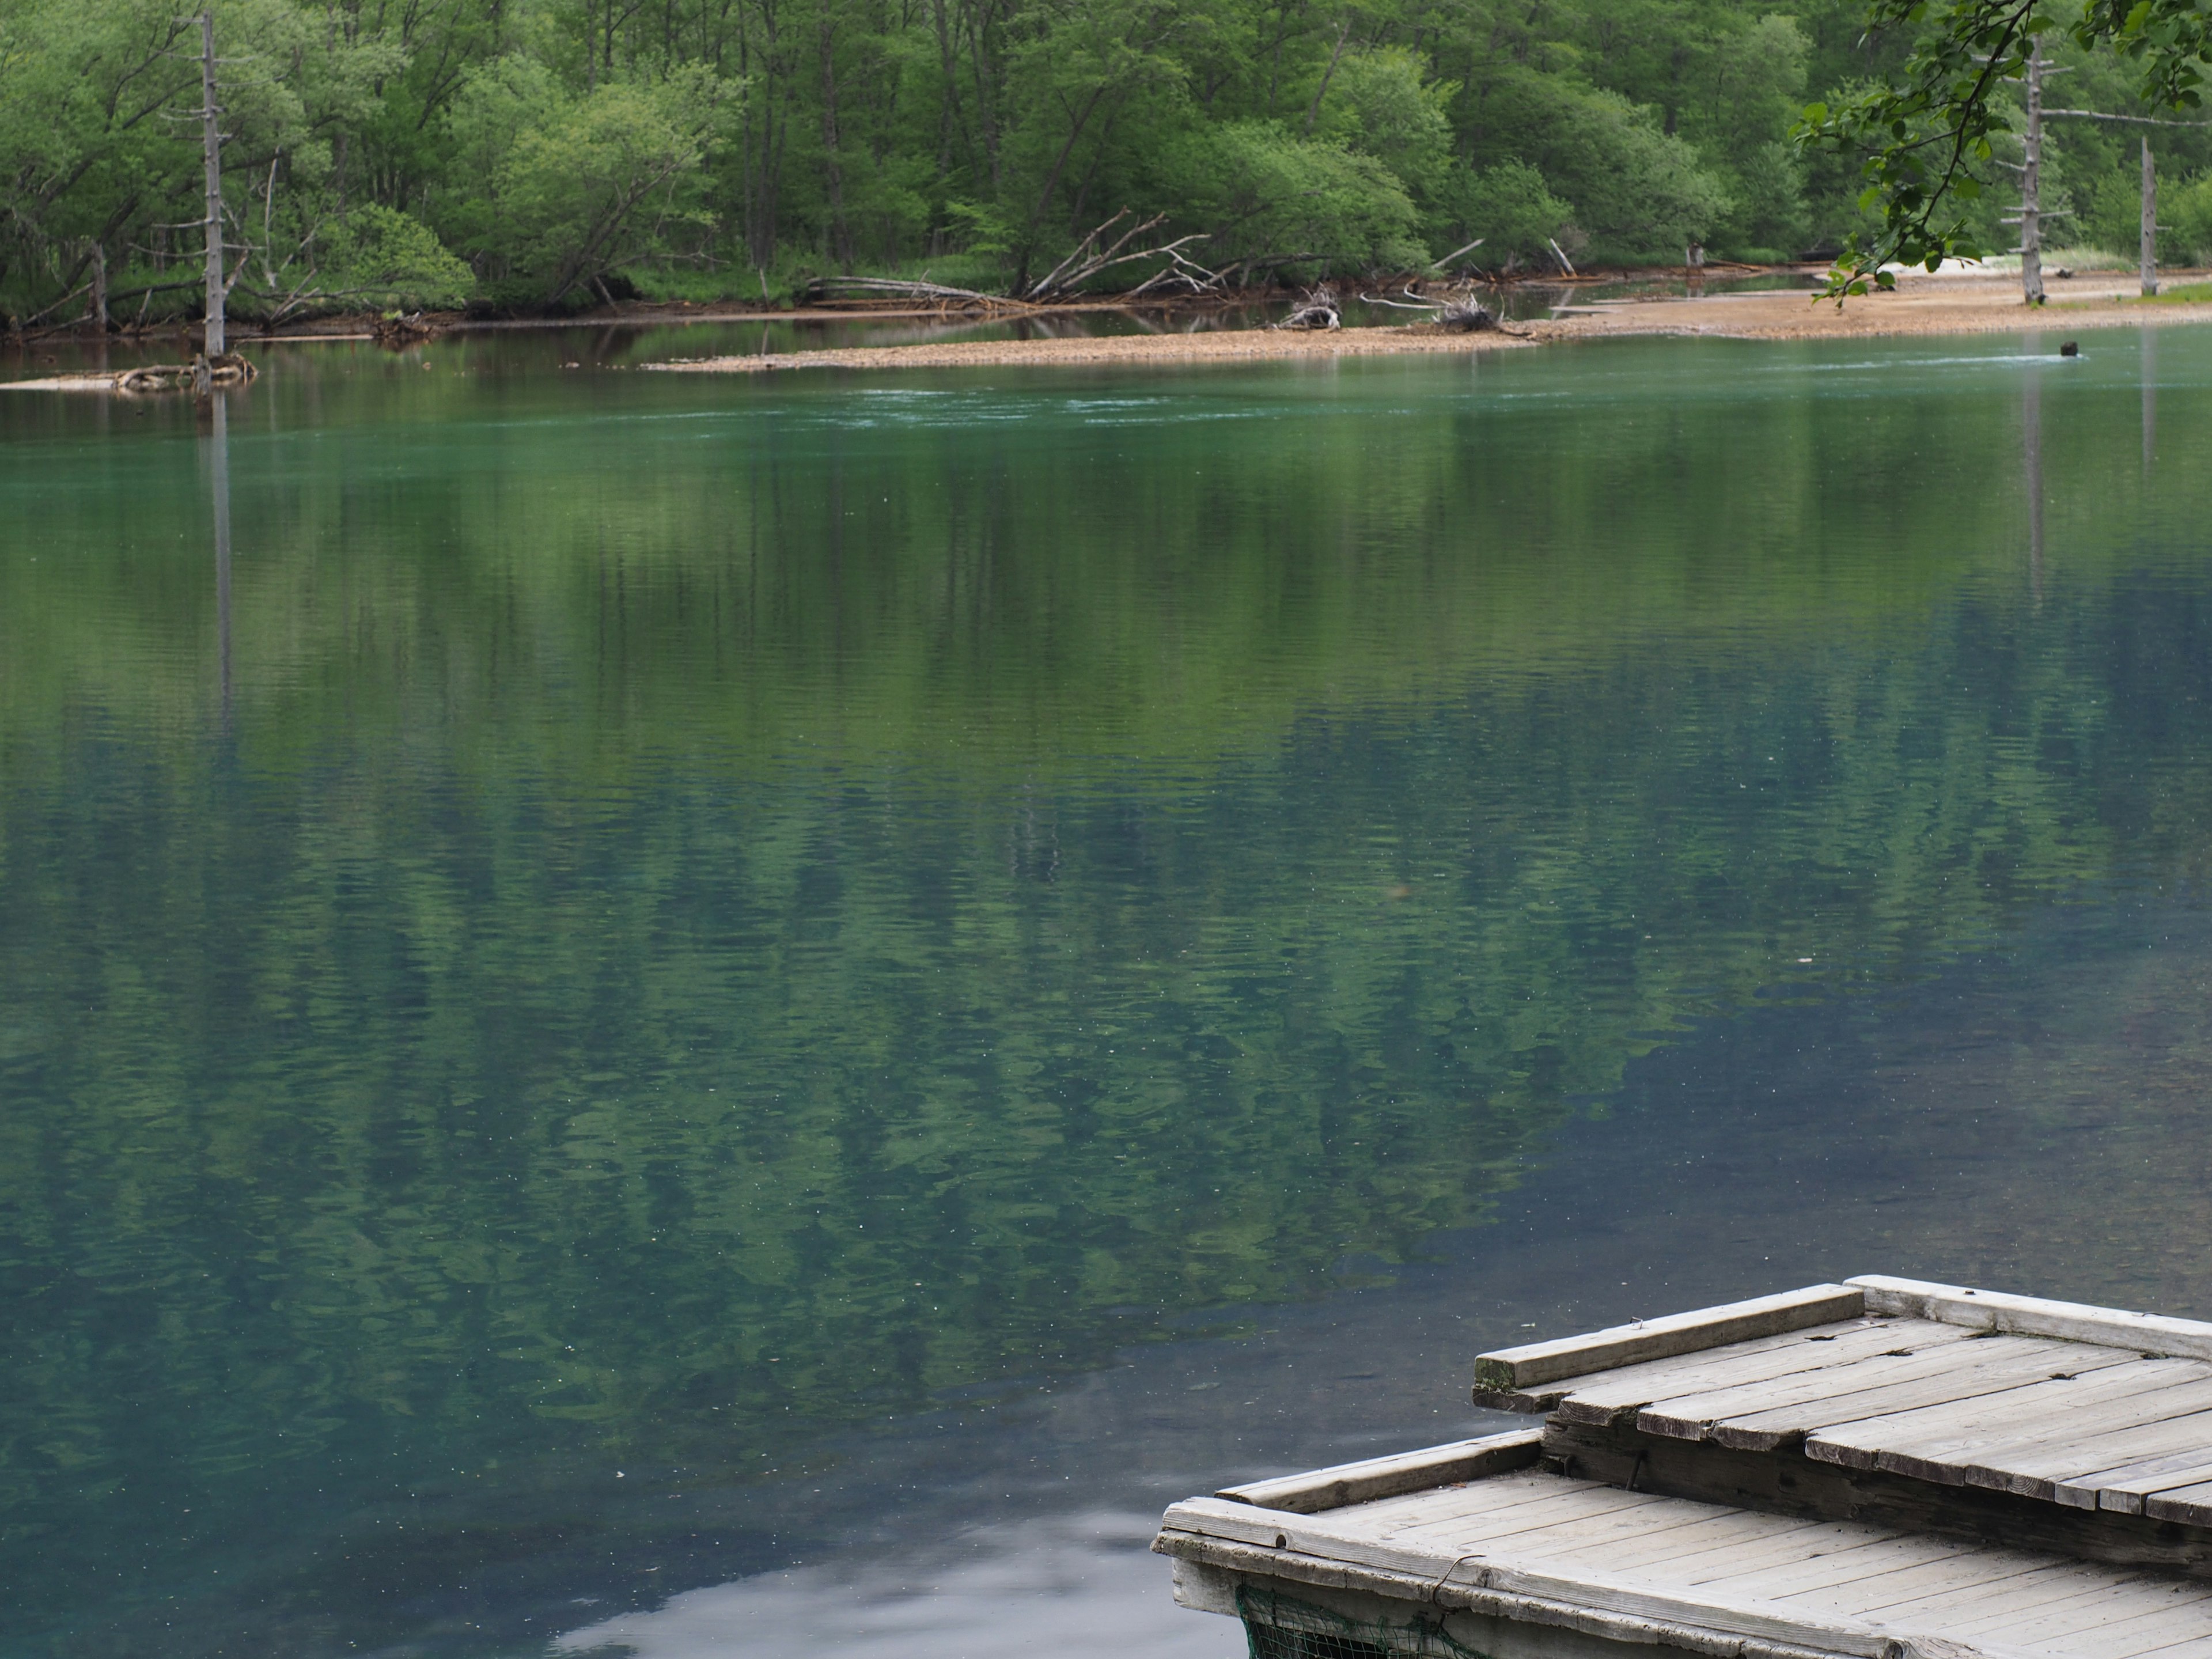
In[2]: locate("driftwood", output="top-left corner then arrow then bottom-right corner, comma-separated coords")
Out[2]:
1273,285 -> 1342,330
1027,211 -> 1213,300
1125,245 -> 1229,299
116,352 -> 257,395
372,312 -> 440,348
1361,283 -> 1529,337
804,275 -> 1031,310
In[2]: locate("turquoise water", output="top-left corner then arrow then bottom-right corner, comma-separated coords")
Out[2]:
2,325 -> 2210,1656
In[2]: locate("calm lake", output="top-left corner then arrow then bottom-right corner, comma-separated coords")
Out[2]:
3,323 -> 2211,1658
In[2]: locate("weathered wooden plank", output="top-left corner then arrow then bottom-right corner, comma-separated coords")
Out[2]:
1550,1319 -> 1971,1426
1684,1531 -> 1956,1599
1957,1582 -> 2212,1654
2121,1633 -> 2212,1659
2086,1600 -> 2212,1659
1938,1389 -> 2212,1495
1710,1343 -> 2141,1453
1472,1284 -> 1865,1392
1378,1483 -> 1664,1547
1643,1336 -> 2135,1450
2123,1634 -> 2212,1659
2147,1482 -> 2212,1530
1217,1429 -> 1543,1514
1806,1359 -> 2212,1475
1659,1521 -> 1912,1586
1346,1473 -> 1649,1541
1939,1575 -> 2212,1643
1419,1494 -> 1738,1562
1637,1337 -> 2045,1441
1964,1410 -> 2212,1503
1809,1552 -> 2061,1618
1889,1562 -> 2167,1631
2060,1452 -> 2212,1514
1851,1276 -> 2212,1362
1478,1321 -> 1909,1414
1551,1509 -> 1825,1575
1340,1468 -> 1577,1535
1592,1518 -> 1858,1585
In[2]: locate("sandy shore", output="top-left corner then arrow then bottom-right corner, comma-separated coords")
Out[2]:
648,270 -> 2212,376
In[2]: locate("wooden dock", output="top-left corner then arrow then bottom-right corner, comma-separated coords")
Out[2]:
1154,1277 -> 2212,1658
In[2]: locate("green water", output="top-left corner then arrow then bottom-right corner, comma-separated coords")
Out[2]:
2,327 -> 2210,1656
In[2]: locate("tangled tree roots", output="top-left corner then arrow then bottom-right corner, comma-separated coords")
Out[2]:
373,313 -> 438,348
117,352 -> 259,395
1360,284 -> 1527,337
1436,297 -> 1499,332
1274,286 -> 1342,330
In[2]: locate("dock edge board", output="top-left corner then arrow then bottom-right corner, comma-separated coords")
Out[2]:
1217,1429 -> 1544,1514
1472,1285 -> 1865,1393
1850,1277 -> 2212,1362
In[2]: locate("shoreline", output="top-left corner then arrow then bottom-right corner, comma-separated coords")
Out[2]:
9,271 -> 2212,392
647,271 -> 2212,376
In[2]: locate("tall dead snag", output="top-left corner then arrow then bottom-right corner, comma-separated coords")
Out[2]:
199,6 -> 225,359
2143,137 -> 2159,297
2043,108 -> 2212,298
1998,37 -> 2055,306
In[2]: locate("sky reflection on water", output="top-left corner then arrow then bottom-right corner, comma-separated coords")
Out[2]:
1,324 -> 2209,1657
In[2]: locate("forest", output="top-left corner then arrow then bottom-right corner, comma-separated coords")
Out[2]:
7,0 -> 2212,323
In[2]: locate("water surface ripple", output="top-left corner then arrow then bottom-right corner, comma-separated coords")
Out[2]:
1,327 -> 2209,1657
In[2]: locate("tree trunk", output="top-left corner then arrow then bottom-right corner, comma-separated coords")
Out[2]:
2019,39 -> 2044,307
2142,136 -> 2158,298
200,7 -> 225,357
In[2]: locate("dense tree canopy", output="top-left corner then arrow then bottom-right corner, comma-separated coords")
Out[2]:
3,0 -> 2212,321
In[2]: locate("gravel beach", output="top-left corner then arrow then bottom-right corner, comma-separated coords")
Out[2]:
645,269 -> 2212,376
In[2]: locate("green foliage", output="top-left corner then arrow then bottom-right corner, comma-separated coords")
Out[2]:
440,57 -> 734,306
1160,119 -> 1428,275
2161,169 -> 2212,262
1442,161 -> 1574,260
1502,77 -> 1735,260
1315,47 -> 1457,203
315,206 -> 476,310
0,0 -> 1895,321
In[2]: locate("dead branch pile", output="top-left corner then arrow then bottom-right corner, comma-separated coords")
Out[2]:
802,275 -> 1030,311
1026,211 -> 1212,300
1273,285 -> 1342,330
373,312 -> 439,347
1360,284 -> 1523,335
117,352 -> 258,395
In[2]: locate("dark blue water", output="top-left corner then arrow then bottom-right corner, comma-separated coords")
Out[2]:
0,323 -> 2206,1657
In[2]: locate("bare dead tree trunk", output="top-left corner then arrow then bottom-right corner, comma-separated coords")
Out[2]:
2044,109 -> 2212,297
2019,39 -> 2044,308
2142,136 -> 2158,297
200,6 -> 226,357
92,243 -> 108,332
